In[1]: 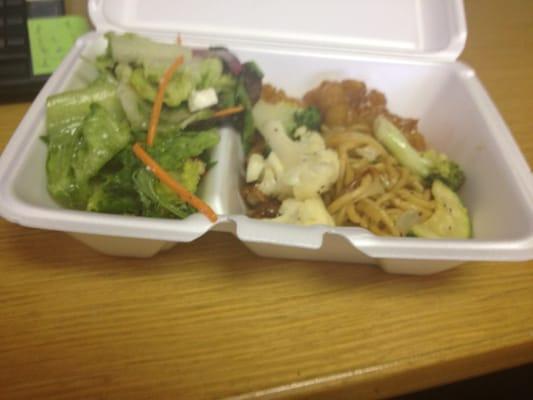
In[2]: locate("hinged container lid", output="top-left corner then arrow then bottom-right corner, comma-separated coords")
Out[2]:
88,0 -> 467,61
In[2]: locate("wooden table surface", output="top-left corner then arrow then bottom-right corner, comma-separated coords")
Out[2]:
1,1 -> 532,399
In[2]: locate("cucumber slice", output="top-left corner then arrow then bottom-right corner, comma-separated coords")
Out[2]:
411,180 -> 471,239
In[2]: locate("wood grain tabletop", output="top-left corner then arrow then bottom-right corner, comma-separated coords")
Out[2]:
1,1 -> 532,399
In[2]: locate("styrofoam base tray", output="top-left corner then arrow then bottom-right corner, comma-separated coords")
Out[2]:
1,32 -> 532,275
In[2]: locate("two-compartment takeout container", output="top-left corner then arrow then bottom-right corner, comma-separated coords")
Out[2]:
1,0 -> 532,274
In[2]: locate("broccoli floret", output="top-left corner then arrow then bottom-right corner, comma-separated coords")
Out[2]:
294,106 -> 321,131
421,150 -> 465,191
374,115 -> 465,191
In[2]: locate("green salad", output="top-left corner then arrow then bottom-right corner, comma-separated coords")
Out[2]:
44,32 -> 263,220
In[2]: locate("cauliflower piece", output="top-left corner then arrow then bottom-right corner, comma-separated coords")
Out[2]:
250,121 -> 339,200
258,167 -> 278,195
266,151 -> 284,177
246,153 -> 265,183
244,120 -> 339,226
272,197 -> 335,226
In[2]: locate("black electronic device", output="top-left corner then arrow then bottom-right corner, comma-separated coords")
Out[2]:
0,0 -> 64,102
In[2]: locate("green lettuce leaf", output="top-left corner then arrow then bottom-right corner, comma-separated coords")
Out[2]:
46,124 -> 90,209
45,75 -> 127,209
131,129 -> 218,218
149,129 -> 219,171
46,103 -> 131,210
46,75 -> 123,137
129,68 -> 158,103
129,67 -> 194,107
196,57 -> 224,89
214,74 -> 238,109
129,57 -> 234,109
72,104 -> 131,182
86,149 -> 142,214
133,158 -> 206,218
106,32 -> 192,68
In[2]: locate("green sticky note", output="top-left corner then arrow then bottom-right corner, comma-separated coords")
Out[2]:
27,16 -> 89,76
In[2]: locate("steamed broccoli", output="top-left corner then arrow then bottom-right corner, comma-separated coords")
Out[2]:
294,106 -> 321,132
374,115 -> 465,191
421,150 -> 465,191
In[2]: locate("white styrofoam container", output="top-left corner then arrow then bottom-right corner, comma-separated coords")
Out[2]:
1,0 -> 532,275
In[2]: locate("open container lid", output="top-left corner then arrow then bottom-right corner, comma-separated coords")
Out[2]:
88,0 -> 467,61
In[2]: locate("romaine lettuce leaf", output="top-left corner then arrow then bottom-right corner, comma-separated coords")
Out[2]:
106,32 -> 192,69
45,75 -> 127,209
196,58 -> 224,89
130,57 -> 231,109
86,149 -> 142,214
149,129 -> 219,171
72,104 -> 131,182
235,62 -> 264,152
129,67 -> 195,107
46,75 -> 123,136
130,129 -> 218,218
46,124 -> 90,209
133,158 -> 205,218
129,68 -> 158,103
162,71 -> 195,107
213,74 -> 238,109
46,103 -> 131,210
87,174 -> 142,215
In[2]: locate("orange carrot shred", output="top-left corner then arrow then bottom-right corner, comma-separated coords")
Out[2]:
132,143 -> 218,223
146,55 -> 185,147
212,105 -> 245,118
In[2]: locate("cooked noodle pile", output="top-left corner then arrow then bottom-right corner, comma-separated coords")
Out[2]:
322,125 -> 436,236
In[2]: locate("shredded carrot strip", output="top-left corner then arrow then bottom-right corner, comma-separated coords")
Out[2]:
132,143 -> 218,223
146,55 -> 185,146
212,105 -> 245,118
